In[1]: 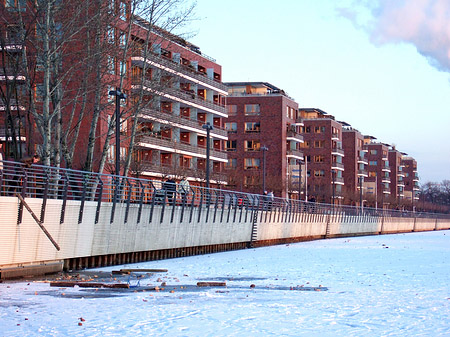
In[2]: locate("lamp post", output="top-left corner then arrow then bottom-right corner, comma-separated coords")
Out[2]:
109,89 -> 127,176
261,146 -> 268,193
202,122 -> 213,189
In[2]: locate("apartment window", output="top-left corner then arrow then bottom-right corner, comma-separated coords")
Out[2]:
369,171 -> 377,177
314,155 -> 324,163
225,158 -> 237,169
107,27 -> 115,43
370,149 -> 377,155
119,60 -> 127,76
225,122 -> 237,133
119,1 -> 127,20
245,104 -> 260,115
244,158 -> 260,170
108,145 -> 127,161
314,140 -> 324,148
119,33 -> 126,48
314,170 -> 325,177
35,84 -> 45,102
225,140 -> 237,151
227,105 -> 237,116
369,161 -> 377,166
305,126 -> 311,133
314,126 -> 325,133
244,175 -> 258,186
107,56 -> 115,74
244,140 -> 261,152
244,122 -> 260,133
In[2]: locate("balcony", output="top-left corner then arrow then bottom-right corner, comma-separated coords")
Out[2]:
0,39 -> 23,52
332,176 -> 345,184
331,162 -> 344,170
331,133 -> 340,141
331,147 -> 344,156
382,167 -> 391,172
357,156 -> 368,165
294,117 -> 304,125
138,107 -> 227,139
134,79 -> 227,116
398,180 -> 405,187
381,177 -> 391,183
0,67 -> 25,81
286,149 -> 303,160
286,130 -> 304,142
131,50 -> 228,93
136,135 -> 228,162
357,169 -> 368,177
0,99 -> 25,111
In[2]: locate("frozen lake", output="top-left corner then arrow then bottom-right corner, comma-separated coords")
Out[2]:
1,230 -> 449,336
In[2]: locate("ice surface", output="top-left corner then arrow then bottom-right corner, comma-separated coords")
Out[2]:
1,231 -> 449,336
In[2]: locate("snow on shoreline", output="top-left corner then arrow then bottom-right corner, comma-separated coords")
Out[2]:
1,231 -> 449,336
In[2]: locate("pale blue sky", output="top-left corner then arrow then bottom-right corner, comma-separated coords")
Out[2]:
187,0 -> 450,183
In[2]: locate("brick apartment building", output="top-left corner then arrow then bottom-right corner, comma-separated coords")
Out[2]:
130,17 -> 228,184
402,156 -> 420,207
341,122 -> 368,206
300,108 -> 344,204
1,2 -> 228,185
388,146 -> 406,202
363,138 -> 391,207
224,82 -> 303,197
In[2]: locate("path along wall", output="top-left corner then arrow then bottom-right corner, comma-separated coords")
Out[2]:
1,196 -> 449,278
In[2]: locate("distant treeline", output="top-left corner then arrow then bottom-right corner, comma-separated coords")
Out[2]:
419,181 -> 450,214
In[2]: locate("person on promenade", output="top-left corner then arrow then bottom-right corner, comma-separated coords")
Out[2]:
163,176 -> 176,205
177,176 -> 189,205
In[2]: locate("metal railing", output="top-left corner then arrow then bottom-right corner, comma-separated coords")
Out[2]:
0,160 -> 449,226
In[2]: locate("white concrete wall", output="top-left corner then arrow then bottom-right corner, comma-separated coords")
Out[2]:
1,196 -> 450,268
0,197 -> 253,267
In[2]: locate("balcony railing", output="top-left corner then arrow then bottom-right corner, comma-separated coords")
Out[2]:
286,149 -> 303,159
332,176 -> 345,184
0,67 -> 25,81
135,79 -> 227,116
286,130 -> 304,142
132,50 -> 228,93
357,169 -> 368,177
357,156 -> 368,165
138,107 -> 227,138
331,147 -> 344,156
331,162 -> 344,170
137,134 -> 228,161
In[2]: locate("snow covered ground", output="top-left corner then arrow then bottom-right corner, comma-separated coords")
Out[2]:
1,230 -> 449,337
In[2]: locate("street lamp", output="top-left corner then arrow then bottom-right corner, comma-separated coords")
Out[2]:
261,146 -> 268,193
109,89 -> 127,176
202,122 -> 213,189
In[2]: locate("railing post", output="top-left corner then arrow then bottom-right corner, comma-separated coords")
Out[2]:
189,188 -> 195,223
39,169 -> 49,223
17,169 -> 28,225
124,179 -> 132,224
78,174 -> 87,224
137,181 -> 144,224
60,172 -> 69,224
95,177 -> 104,224
197,188 -> 204,223
149,182 -> 156,224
